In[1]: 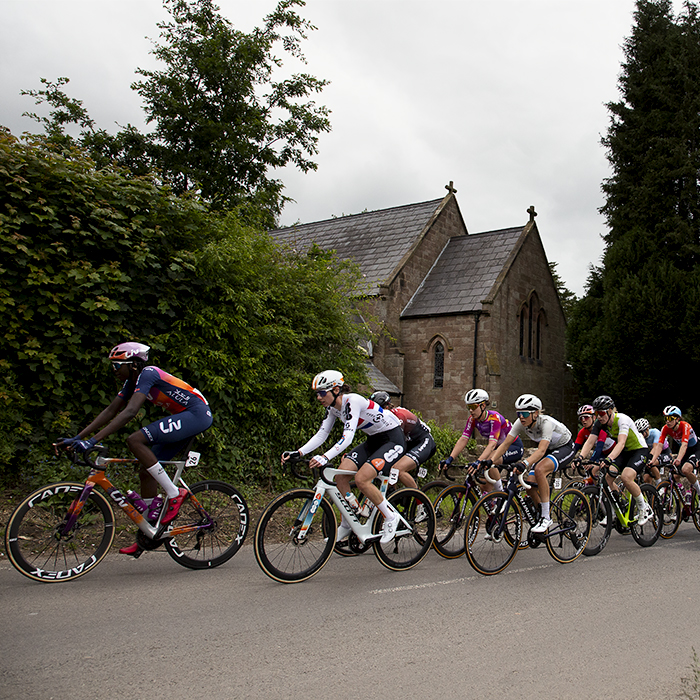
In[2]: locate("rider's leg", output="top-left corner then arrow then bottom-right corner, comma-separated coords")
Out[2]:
127,431 -> 179,498
533,456 -> 555,520
681,461 -> 700,493
395,455 -> 418,489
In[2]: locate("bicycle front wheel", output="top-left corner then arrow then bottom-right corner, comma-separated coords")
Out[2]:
421,479 -> 450,503
4,482 -> 115,583
693,492 -> 700,533
630,483 -> 663,547
432,484 -> 478,559
164,480 -> 249,569
582,486 -> 612,556
656,480 -> 681,540
373,488 -> 435,571
465,492 -> 520,576
545,487 -> 591,564
254,489 -> 335,583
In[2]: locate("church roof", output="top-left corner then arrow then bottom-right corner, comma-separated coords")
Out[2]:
401,227 -> 524,318
270,198 -> 445,295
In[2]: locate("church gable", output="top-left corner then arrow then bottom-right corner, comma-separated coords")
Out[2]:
401,227 -> 523,318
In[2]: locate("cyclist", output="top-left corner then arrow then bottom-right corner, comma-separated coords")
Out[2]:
282,371 -> 406,544
490,394 -> 575,533
573,404 -> 614,461
649,406 -> 700,501
579,395 -> 652,525
636,417 -> 670,484
440,389 -> 524,493
58,342 -> 213,555
369,391 -> 435,489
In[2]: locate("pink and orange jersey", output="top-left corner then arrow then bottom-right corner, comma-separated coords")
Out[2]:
118,366 -> 208,414
462,410 -> 512,445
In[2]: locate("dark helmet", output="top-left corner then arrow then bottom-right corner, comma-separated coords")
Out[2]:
592,395 -> 615,411
370,391 -> 391,407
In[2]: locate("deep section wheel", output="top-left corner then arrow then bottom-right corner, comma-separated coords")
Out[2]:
5,482 -> 114,583
432,484 -> 478,559
164,480 -> 249,569
545,487 -> 591,564
630,483 -> 663,547
254,489 -> 335,583
656,480 -> 681,540
582,485 -> 612,556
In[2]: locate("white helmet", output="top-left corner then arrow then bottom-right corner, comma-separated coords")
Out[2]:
465,389 -> 489,406
311,370 -> 344,392
635,418 -> 650,432
515,394 -> 542,412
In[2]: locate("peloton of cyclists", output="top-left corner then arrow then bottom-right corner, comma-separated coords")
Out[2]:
579,395 -> 653,525
58,342 -> 213,556
369,391 -> 436,489
281,371 -> 406,544
649,406 -> 700,502
440,389 -> 524,493
489,394 -> 576,534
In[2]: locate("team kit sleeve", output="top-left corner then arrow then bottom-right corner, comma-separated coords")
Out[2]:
322,395 -> 363,462
298,409 -> 337,457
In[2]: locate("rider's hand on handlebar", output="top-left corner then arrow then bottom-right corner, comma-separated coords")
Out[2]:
439,456 -> 454,470
309,454 -> 328,469
72,437 -> 97,454
56,435 -> 81,449
511,461 -> 528,475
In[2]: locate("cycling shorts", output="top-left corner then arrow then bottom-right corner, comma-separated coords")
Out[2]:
141,400 -> 213,461
405,432 -> 436,467
530,440 -> 576,474
499,436 -> 524,465
679,442 -> 699,468
346,426 -> 406,476
612,447 -> 649,476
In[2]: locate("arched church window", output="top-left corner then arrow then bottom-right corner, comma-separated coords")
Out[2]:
433,341 -> 444,388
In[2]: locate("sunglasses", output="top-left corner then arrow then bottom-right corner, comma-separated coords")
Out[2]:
467,403 -> 481,410
579,414 -> 594,421
595,410 -> 609,417
111,361 -> 133,371
315,390 -> 328,398
517,411 -> 532,418
666,415 -> 679,422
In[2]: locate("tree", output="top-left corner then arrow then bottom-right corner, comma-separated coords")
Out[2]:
567,0 -> 700,418
548,261 -> 578,322
19,0 -> 330,224
0,131 -> 365,486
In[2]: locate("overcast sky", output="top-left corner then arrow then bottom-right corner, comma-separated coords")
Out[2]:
1,0 -> 685,295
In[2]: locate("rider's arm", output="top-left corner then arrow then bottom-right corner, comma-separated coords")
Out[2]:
490,430 -> 517,464
607,430 -> 628,461
523,438 -> 551,470
296,410 -> 336,457
449,435 -> 470,460
90,392 -> 148,443
478,438 -> 499,462
77,395 -> 130,439
579,432 -> 598,460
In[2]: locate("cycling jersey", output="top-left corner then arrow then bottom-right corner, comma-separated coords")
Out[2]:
390,406 -> 431,441
462,410 -> 513,445
647,427 -> 670,452
658,420 -> 698,448
508,414 -> 572,449
118,366 -> 209,414
590,412 -> 646,451
575,426 -> 614,458
299,393 -> 402,462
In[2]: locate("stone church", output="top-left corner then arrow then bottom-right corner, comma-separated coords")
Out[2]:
270,184 -> 576,430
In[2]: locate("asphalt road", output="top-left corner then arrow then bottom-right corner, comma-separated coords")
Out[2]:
2,522 -> 700,700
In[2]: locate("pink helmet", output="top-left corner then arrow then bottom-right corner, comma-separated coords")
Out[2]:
577,404 -> 595,418
108,342 -> 150,363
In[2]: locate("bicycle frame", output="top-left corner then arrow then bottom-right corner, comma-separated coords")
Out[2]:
592,466 -> 637,529
297,466 -> 409,545
60,451 -> 209,541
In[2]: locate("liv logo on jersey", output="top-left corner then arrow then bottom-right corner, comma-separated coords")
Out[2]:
160,418 -> 182,434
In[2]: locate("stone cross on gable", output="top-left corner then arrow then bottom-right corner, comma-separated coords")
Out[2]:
527,205 -> 537,222
445,181 -> 457,194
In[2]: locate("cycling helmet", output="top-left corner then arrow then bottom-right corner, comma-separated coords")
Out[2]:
663,405 -> 682,418
592,395 -> 615,411
311,370 -> 344,392
108,342 -> 150,363
370,391 -> 391,407
515,394 -> 542,411
577,404 -> 595,418
635,418 -> 650,432
465,389 -> 489,406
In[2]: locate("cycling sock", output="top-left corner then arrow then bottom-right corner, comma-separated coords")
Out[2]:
540,502 -> 550,519
635,493 -> 646,509
146,462 -> 180,498
377,499 -> 396,520
693,481 -> 700,495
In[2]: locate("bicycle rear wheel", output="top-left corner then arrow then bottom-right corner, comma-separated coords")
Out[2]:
692,491 -> 700,533
432,484 -> 478,559
582,485 -> 612,556
465,492 -> 520,575
254,489 -> 335,583
656,480 -> 682,540
630,483 -> 663,547
545,487 -> 591,564
4,482 -> 114,583
421,479 -> 450,503
164,480 -> 249,569
373,488 -> 435,571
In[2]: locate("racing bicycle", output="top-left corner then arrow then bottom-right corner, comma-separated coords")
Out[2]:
5,444 -> 249,582
254,455 -> 436,583
654,460 -> 700,539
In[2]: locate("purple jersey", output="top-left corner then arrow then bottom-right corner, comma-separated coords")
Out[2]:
118,366 -> 208,414
462,410 -> 512,445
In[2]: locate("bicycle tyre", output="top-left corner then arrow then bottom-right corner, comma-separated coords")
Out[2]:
372,488 -> 435,571
254,489 -> 335,583
421,479 -> 451,503
324,483 -> 372,557
656,480 -> 682,540
582,485 -> 612,556
164,480 -> 249,569
464,492 -> 520,576
432,484 -> 478,559
692,491 -> 700,533
545,487 -> 591,564
4,481 -> 115,583
629,483 -> 663,547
